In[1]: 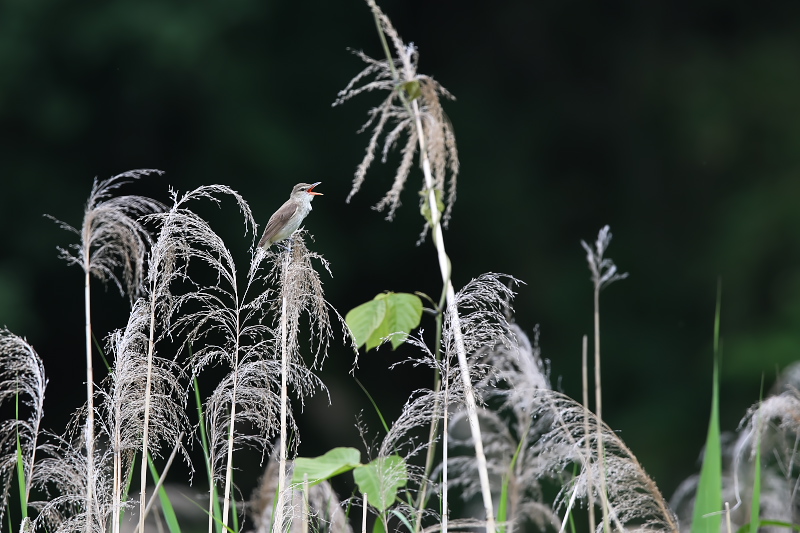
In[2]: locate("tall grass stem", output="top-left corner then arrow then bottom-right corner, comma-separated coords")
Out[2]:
581,335 -> 595,533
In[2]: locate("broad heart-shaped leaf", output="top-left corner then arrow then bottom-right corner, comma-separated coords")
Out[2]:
380,293 -> 423,349
346,293 -> 423,351
291,447 -> 362,487
346,298 -> 387,351
353,455 -> 408,512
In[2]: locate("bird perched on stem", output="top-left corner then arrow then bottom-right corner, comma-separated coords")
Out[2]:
258,182 -> 323,250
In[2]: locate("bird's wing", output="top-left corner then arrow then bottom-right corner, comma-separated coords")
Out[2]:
258,199 -> 299,247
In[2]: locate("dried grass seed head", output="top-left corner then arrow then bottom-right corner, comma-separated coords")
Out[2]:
0,330 -> 47,524
265,233 -> 334,372
581,225 -> 629,291
49,169 -> 165,303
30,431 -> 116,533
148,184 -> 257,361
445,273 -> 520,368
102,298 -> 188,464
336,0 -> 458,228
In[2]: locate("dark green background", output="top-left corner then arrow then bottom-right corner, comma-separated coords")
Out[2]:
2,0 -> 800,508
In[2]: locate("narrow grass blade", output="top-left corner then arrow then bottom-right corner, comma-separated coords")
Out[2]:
691,284 -> 723,533
93,331 -> 111,372
181,494 -> 238,533
15,392 -> 28,520
738,520 -> 800,533
390,509 -> 414,532
148,454 -> 182,533
354,377 -> 390,434
194,377 -> 223,533
119,455 -> 137,526
15,430 -> 27,520
230,489 -> 239,533
496,437 -> 524,533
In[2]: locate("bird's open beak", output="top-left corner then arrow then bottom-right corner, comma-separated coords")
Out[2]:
308,182 -> 323,195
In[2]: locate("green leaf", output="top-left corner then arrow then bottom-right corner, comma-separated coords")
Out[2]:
346,293 -> 423,351
354,455 -> 408,512
291,447 -> 362,487
692,283 -> 723,533
367,295 -> 392,350
346,298 -> 387,350
381,293 -> 423,349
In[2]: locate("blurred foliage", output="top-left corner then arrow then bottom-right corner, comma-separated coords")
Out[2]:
2,0 -> 800,502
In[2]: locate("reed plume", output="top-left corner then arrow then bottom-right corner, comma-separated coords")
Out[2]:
445,280 -> 677,533
101,297 -> 186,533
261,234 -> 333,533
49,169 -> 164,533
144,184 -> 264,532
0,330 -> 47,525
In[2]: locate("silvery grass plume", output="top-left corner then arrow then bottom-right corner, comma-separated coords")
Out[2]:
125,186 -> 266,533
29,431 -> 114,533
250,445 -> 353,533
408,275 -> 517,531
734,388 -> 800,526
99,297 -> 186,533
49,169 -> 165,303
532,391 -> 677,533
449,323 -> 560,533
441,275 -> 519,362
48,169 -> 165,533
449,318 -> 677,532
260,234 -> 334,533
144,184 -> 266,532
335,0 -> 458,229
0,330 -> 47,526
262,233 -> 334,374
671,363 -> 800,531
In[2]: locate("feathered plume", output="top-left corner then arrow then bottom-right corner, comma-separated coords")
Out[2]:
48,169 -> 164,533
0,330 -> 47,526
335,0 -> 458,229
50,169 -> 165,303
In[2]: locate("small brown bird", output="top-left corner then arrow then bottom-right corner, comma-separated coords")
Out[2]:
258,182 -> 323,250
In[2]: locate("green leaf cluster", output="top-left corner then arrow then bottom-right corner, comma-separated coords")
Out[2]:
346,293 -> 422,351
291,447 -> 408,512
